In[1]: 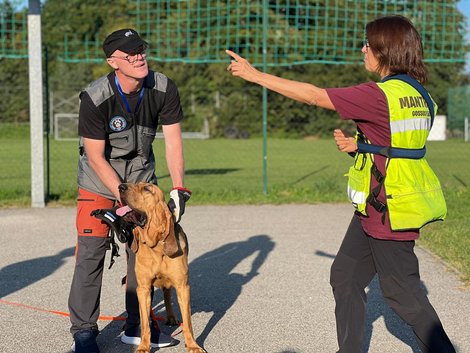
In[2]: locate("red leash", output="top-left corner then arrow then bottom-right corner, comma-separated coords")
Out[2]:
0,298 -> 126,320
0,298 -> 182,336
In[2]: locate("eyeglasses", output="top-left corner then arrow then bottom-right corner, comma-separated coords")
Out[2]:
362,40 -> 370,51
111,51 -> 147,64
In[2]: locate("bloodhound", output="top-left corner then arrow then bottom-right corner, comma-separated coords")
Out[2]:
119,182 -> 205,353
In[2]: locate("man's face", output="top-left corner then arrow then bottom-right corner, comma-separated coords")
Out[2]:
107,48 -> 148,79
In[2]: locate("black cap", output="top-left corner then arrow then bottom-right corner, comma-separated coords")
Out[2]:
102,28 -> 148,58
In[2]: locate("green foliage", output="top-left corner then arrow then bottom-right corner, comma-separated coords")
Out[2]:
41,0 -> 132,91
1,0 -> 469,136
0,58 -> 29,123
426,62 -> 469,118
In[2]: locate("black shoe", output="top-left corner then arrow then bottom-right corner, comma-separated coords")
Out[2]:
72,329 -> 100,353
121,324 -> 175,348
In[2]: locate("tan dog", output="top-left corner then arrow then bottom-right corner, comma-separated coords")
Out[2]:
119,182 -> 205,353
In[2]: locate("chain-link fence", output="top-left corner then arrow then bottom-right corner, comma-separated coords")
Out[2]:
0,0 -> 469,206
448,85 -> 470,138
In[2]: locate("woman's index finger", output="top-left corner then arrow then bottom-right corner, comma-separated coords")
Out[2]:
225,49 -> 243,61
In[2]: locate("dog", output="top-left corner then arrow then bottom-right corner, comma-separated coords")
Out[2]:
119,182 -> 205,353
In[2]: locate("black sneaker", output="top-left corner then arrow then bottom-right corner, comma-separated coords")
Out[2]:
72,329 -> 100,353
121,324 -> 175,348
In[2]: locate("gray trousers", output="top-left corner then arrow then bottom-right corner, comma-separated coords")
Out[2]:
68,235 -> 144,335
330,215 -> 455,353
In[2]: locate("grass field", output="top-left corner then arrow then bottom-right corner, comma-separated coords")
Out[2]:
1,124 -> 469,284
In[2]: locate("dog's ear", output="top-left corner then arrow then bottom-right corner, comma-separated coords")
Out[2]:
157,200 -> 179,257
162,210 -> 179,257
130,228 -> 140,253
140,200 -> 170,248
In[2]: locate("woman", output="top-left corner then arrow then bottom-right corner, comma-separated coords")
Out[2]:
226,15 -> 455,353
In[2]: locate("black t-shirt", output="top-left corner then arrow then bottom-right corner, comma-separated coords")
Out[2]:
78,71 -> 183,140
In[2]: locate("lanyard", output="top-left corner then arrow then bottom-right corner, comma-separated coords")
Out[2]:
115,75 -> 145,113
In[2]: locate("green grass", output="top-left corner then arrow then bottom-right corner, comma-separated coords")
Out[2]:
1,130 -> 469,284
419,189 -> 470,285
155,138 -> 351,204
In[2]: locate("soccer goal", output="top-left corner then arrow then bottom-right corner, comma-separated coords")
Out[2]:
53,113 -> 209,140
54,113 -> 79,141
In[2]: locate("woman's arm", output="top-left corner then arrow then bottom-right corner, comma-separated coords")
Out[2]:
226,50 -> 335,110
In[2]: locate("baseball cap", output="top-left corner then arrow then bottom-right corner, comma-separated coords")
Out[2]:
102,28 -> 148,58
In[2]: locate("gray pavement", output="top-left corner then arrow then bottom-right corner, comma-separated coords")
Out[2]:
0,204 -> 468,353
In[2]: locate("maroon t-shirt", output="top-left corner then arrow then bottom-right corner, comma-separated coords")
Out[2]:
326,82 -> 419,240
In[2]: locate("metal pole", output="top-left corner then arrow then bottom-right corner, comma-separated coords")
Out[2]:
262,0 -> 268,195
465,117 -> 468,142
28,0 -> 45,207
45,47 -> 50,200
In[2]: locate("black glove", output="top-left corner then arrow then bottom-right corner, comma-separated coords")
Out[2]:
91,206 -> 133,243
168,187 -> 191,223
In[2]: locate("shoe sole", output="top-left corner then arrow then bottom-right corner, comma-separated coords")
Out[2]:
121,334 -> 175,348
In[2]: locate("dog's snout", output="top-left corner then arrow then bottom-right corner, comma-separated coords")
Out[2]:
119,184 -> 128,192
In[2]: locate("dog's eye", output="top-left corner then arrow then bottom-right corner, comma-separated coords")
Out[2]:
143,185 -> 153,193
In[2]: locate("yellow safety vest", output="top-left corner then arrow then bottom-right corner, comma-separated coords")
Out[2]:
346,76 -> 447,230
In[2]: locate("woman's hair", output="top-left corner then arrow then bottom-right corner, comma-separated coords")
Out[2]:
366,15 -> 427,83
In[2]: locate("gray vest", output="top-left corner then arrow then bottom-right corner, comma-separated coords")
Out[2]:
77,72 -> 168,199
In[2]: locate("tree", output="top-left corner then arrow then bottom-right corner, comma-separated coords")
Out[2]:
0,0 -> 468,136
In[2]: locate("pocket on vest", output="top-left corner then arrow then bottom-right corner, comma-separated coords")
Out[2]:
137,126 -> 156,157
346,165 -> 370,214
387,187 -> 447,230
385,159 -> 447,230
108,129 -> 135,159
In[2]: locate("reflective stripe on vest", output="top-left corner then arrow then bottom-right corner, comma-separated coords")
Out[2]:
346,152 -> 372,215
390,117 -> 431,134
377,78 -> 436,149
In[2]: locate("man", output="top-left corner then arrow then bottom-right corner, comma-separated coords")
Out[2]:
69,28 -> 191,353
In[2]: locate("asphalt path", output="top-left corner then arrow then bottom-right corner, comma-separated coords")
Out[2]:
0,205 -> 468,353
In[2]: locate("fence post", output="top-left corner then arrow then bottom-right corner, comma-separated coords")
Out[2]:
465,117 -> 468,142
262,0 -> 268,195
28,0 -> 45,207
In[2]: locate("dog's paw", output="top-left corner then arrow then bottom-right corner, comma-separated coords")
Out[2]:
188,347 -> 207,353
165,315 -> 180,326
136,344 -> 150,353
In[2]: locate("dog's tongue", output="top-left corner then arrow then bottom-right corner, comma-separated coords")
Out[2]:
116,205 -> 132,216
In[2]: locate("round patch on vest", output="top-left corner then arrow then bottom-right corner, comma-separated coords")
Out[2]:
109,116 -> 127,132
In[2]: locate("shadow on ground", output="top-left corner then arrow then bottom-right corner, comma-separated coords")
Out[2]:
0,247 -> 75,299
97,234 -> 275,352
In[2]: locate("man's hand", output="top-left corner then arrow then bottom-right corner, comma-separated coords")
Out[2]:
91,206 -> 133,243
334,129 -> 357,153
168,187 -> 191,223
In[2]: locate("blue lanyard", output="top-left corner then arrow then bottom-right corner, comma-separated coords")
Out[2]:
115,75 -> 145,113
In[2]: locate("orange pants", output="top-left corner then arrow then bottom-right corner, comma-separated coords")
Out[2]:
70,188 -> 142,334
76,188 -> 115,237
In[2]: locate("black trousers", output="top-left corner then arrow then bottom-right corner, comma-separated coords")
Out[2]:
330,215 -> 455,353
68,236 -> 143,334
